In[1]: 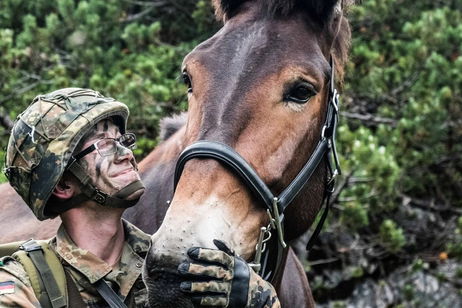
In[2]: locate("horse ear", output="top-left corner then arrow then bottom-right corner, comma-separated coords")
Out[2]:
303,0 -> 342,23
212,0 -> 247,21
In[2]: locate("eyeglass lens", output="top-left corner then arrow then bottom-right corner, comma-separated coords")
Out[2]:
96,133 -> 136,156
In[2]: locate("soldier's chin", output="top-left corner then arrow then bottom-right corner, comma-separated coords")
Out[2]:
126,187 -> 145,200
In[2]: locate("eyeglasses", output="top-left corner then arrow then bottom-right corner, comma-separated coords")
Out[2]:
72,133 -> 136,161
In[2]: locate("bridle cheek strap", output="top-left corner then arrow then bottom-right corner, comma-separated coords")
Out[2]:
47,162 -> 144,215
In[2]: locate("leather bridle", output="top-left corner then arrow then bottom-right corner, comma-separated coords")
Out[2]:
173,57 -> 341,283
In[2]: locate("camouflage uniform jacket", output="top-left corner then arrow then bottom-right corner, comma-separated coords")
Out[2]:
0,219 -> 151,308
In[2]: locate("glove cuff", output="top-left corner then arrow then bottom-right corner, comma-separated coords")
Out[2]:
228,256 -> 250,307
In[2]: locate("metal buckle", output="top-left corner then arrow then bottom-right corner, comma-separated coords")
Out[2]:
249,225 -> 272,274
331,137 -> 341,176
326,171 -> 338,194
332,89 -> 339,113
322,89 -> 340,141
266,209 -> 276,230
321,125 -> 328,140
20,239 -> 42,252
272,198 -> 287,249
93,189 -> 107,204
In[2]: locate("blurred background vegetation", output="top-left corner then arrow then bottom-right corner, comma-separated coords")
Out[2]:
0,0 -> 461,306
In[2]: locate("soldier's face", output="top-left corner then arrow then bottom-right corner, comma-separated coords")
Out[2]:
78,119 -> 142,199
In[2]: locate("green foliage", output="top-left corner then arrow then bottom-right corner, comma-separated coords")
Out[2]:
310,0 -> 462,303
133,137 -> 157,161
0,0 -> 218,166
341,0 -> 461,243
402,283 -> 416,302
340,201 -> 369,229
0,150 -> 6,183
344,1 -> 462,207
1,0 -> 461,305
332,302 -> 347,308
446,216 -> 462,259
411,258 -> 429,272
332,0 -> 461,254
338,124 -> 401,213
379,219 -> 406,253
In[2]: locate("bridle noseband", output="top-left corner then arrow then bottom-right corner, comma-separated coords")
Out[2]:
173,58 -> 341,283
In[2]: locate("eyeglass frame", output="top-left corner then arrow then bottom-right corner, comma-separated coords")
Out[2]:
71,132 -> 137,162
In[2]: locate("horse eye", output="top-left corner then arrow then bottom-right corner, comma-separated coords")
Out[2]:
285,83 -> 316,104
182,72 -> 193,93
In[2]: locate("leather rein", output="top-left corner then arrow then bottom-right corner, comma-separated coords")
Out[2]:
173,57 -> 341,283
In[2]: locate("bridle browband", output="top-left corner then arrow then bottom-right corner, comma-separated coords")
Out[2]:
173,57 -> 341,283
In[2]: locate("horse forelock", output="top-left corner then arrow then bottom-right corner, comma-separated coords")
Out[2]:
213,0 -> 355,21
212,0 -> 353,86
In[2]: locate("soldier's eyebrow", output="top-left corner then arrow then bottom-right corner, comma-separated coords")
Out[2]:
94,132 -> 106,139
83,132 -> 106,144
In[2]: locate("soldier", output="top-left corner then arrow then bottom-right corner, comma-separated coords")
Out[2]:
0,88 -> 279,307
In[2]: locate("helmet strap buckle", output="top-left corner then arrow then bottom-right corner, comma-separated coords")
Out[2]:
93,189 -> 108,205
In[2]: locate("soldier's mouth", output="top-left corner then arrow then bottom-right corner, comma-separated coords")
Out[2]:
111,167 -> 135,177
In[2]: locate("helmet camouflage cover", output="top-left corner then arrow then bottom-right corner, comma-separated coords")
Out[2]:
5,88 -> 129,220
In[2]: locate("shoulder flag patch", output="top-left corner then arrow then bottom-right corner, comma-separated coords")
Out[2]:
0,281 -> 15,295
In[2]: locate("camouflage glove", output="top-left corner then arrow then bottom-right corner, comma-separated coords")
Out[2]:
178,240 -> 280,308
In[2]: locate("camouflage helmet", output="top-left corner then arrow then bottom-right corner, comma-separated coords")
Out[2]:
5,88 -> 130,220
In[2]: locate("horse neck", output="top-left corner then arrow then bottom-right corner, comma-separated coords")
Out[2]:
123,127 -> 186,234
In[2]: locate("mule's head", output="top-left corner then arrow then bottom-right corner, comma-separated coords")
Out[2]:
144,0 -> 351,306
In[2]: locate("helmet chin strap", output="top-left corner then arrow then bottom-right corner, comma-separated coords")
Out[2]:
47,161 -> 145,215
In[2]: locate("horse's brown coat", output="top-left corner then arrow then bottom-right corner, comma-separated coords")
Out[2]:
0,1 -> 353,307
144,1 -> 352,307
0,184 -> 60,243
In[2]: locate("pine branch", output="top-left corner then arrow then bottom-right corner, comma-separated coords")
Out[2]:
341,111 -> 397,127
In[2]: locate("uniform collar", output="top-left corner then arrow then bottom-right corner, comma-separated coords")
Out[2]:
52,219 -> 151,289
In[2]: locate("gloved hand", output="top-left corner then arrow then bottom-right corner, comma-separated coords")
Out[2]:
178,239 -> 280,308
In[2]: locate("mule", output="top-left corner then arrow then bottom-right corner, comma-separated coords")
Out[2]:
0,0 -> 353,305
142,0 -> 352,307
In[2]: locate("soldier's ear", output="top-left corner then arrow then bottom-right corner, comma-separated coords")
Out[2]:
52,176 -> 79,200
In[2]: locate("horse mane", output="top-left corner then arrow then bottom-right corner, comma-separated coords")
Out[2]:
159,112 -> 187,141
212,0 -> 354,85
